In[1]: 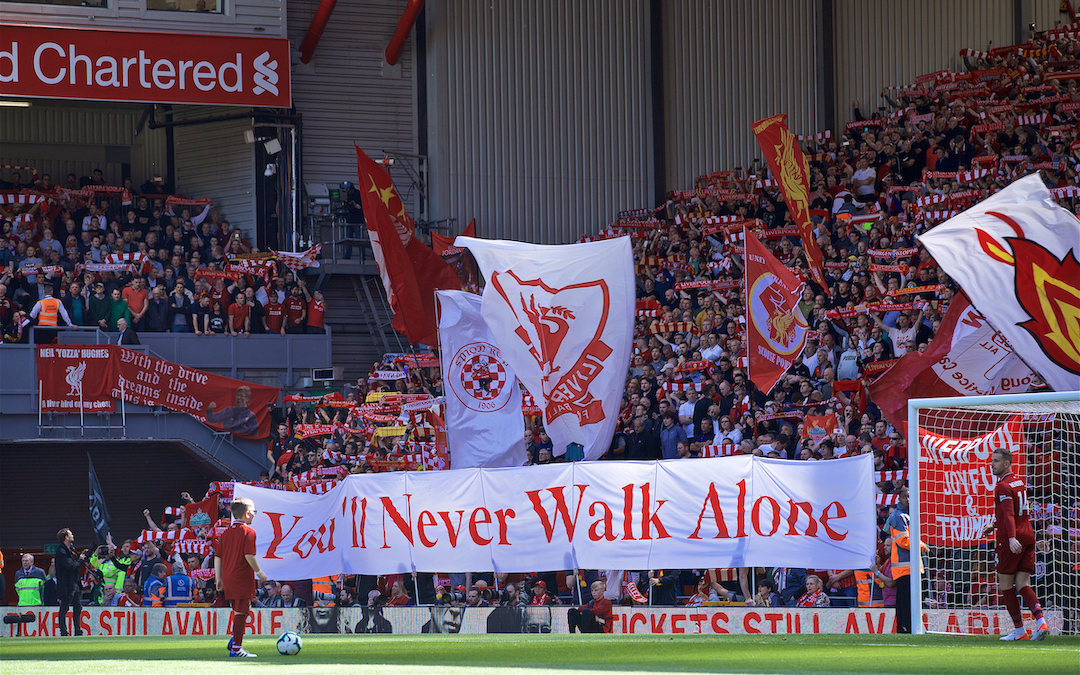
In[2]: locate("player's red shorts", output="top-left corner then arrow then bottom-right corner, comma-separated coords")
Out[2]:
228,598 -> 251,614
996,541 -> 1036,575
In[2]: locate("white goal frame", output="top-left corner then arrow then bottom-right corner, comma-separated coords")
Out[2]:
907,390 -> 1080,635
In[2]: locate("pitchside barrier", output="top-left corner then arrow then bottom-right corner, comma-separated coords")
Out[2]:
908,391 -> 1080,636
7,606 -> 1065,637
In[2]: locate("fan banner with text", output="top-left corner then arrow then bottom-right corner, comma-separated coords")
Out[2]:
456,236 -> 635,461
36,345 -> 279,439
234,454 -> 876,579
743,225 -> 809,394
918,417 -> 1026,547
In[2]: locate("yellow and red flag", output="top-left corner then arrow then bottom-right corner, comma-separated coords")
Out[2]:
356,145 -> 462,346
752,114 -> 827,287
744,225 -> 809,394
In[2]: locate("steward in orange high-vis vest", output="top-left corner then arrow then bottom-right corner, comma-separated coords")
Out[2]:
854,570 -> 884,608
30,288 -> 72,328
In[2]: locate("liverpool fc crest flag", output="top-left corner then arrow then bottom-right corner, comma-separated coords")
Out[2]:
457,237 -> 634,461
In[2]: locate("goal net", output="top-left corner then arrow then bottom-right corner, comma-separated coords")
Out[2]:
908,392 -> 1080,636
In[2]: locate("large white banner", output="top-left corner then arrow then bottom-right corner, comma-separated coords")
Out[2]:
918,173 -> 1080,393
437,290 -> 527,469
456,236 -> 634,461
234,455 -> 875,579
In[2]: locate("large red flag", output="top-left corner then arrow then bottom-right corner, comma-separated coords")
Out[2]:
752,114 -> 827,287
869,293 -> 1036,434
431,220 -> 480,293
355,146 -> 462,346
744,225 -> 809,394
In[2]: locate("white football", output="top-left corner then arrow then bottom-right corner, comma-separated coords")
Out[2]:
277,631 -> 303,656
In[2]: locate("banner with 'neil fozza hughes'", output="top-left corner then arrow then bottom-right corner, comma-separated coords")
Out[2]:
234,455 -> 876,579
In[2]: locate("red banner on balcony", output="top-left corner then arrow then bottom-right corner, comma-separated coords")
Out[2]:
0,24 -> 290,107
37,346 -> 280,438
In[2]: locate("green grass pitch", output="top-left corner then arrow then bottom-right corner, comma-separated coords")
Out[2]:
2,633 -> 1078,674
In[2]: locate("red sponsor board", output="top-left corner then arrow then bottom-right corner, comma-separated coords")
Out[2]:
0,24 -> 290,107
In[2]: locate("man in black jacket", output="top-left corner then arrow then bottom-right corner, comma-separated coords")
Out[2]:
55,527 -> 90,636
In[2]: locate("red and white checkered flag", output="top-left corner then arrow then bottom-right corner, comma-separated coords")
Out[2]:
275,244 -> 322,273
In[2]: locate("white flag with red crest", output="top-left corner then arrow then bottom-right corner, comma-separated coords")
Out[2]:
918,174 -> 1080,393
456,237 -> 634,460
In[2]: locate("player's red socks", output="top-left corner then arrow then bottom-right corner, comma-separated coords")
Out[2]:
1001,588 -> 1023,628
1019,587 -> 1044,621
232,611 -> 248,648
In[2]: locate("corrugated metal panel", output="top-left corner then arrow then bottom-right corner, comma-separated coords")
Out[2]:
425,0 -> 653,244
287,0 -> 419,215
0,102 -> 166,186
832,0 -> 1015,129
0,0 -> 286,38
1032,0 -> 1074,33
662,0 -> 822,193
174,114 -> 256,237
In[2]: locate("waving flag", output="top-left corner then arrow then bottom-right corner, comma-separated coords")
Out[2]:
88,454 -> 112,546
918,174 -> 1080,392
752,114 -> 827,287
744,225 -> 809,394
457,237 -> 634,460
438,289 -> 526,468
275,244 -> 322,273
870,293 -> 1036,433
356,146 -> 462,346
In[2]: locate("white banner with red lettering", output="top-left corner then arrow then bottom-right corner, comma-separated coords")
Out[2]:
9,606 -> 1066,637
918,417 -> 1025,546
457,236 -> 635,461
7,607 -> 299,638
234,455 -> 875,579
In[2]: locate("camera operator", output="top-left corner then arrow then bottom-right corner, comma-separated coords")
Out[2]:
55,527 -> 90,636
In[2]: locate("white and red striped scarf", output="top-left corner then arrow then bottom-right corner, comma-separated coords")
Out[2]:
699,444 -> 739,458
876,470 -> 909,482
274,244 -> 322,273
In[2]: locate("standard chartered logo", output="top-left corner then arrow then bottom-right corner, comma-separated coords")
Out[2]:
252,51 -> 279,96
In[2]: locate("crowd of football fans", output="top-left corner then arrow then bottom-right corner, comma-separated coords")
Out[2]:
4,28 -> 1079,615
0,171 -> 326,343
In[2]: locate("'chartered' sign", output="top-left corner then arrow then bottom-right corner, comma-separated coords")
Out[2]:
0,24 -> 290,107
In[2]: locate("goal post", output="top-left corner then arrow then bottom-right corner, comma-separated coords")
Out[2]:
907,391 -> 1080,636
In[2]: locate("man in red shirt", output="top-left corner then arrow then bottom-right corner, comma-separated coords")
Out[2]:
284,285 -> 306,334
982,448 -> 1049,641
300,280 -> 325,334
215,497 -> 268,657
264,295 -> 286,336
122,276 -> 149,331
228,293 -> 250,336
567,581 -> 613,633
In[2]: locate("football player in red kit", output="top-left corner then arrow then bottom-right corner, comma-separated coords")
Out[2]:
215,497 -> 268,657
981,448 -> 1049,641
